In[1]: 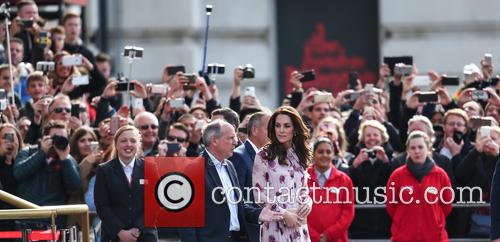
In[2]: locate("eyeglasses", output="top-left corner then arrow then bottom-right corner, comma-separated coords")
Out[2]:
445,121 -> 465,128
167,135 -> 187,143
139,124 -> 158,130
52,107 -> 71,113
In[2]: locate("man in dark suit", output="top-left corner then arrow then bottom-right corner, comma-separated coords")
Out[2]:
185,119 -> 280,242
228,112 -> 270,242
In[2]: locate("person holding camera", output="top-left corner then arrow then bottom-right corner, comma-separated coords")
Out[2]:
0,124 -> 23,231
454,126 -> 500,237
386,131 -> 453,242
157,123 -> 190,157
435,109 -> 473,169
94,125 -> 158,242
348,119 -> 393,239
13,120 -> 81,227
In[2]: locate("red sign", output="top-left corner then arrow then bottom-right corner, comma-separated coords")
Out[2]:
144,156 -> 205,227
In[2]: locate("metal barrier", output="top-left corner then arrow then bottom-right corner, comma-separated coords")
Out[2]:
0,190 -> 90,242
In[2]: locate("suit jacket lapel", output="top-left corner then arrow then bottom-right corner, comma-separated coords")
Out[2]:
112,158 -> 131,190
203,151 -> 223,190
244,141 -> 256,162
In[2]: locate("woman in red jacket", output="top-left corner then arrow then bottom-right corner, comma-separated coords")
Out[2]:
386,131 -> 453,242
307,137 -> 354,242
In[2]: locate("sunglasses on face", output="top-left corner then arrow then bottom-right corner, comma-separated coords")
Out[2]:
52,107 -> 71,113
166,135 -> 187,143
139,124 -> 158,130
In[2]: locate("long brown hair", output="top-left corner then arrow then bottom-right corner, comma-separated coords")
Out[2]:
69,126 -> 97,162
262,106 -> 311,169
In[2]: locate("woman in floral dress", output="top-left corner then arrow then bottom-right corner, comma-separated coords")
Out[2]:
253,106 -> 313,242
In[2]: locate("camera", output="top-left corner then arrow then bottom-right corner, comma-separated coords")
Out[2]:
123,46 -> 144,59
383,56 -> 413,76
472,90 -> 489,101
366,149 -> 377,160
241,64 -> 255,79
480,126 -> 491,138
207,63 -> 225,75
348,72 -> 358,89
36,61 -> 55,73
51,134 -> 69,150
151,84 -> 167,94
90,141 -> 99,153
470,117 -> 493,129
20,19 -> 34,28
394,63 -> 413,76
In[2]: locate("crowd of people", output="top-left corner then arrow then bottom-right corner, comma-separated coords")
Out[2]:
0,0 -> 500,242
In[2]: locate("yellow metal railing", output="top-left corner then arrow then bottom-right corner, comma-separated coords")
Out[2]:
0,190 -> 90,242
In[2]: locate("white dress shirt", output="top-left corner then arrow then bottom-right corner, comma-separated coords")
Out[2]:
206,150 -> 240,232
119,157 -> 136,185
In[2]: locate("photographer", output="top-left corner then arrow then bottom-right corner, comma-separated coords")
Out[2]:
19,71 -> 49,121
455,126 -> 500,237
11,0 -> 46,65
348,120 -> 393,239
14,120 -> 81,227
157,123 -> 190,157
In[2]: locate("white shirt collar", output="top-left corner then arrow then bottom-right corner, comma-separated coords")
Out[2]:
206,150 -> 226,168
314,166 -> 332,180
119,157 -> 136,169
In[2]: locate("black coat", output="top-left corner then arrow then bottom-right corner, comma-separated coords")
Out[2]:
94,158 -> 158,242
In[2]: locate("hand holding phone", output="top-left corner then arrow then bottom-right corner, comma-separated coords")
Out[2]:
299,70 -> 316,82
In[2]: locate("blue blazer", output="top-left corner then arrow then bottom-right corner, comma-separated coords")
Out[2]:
183,151 -> 260,242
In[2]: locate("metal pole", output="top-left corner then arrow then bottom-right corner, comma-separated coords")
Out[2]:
200,5 -> 212,73
0,190 -> 40,209
2,4 -> 15,105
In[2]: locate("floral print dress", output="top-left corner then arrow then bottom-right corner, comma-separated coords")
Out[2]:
253,148 -> 311,242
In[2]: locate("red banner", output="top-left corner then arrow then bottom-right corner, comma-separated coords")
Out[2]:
144,156 -> 205,227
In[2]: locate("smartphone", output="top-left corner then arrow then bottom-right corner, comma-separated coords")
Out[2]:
123,46 -> 144,59
151,84 -> 167,94
110,116 -> 120,135
383,56 -> 413,76
364,106 -> 374,116
195,119 -> 206,130
470,117 -> 493,129
412,75 -> 431,87
347,91 -> 361,100
62,55 -> 83,66
418,91 -> 438,103
182,84 -> 197,91
71,75 -> 89,86
71,104 -> 80,117
480,126 -> 491,138
132,97 -> 143,108
90,141 -> 100,153
453,131 -> 464,144
472,90 -> 489,101
348,72 -> 358,89
0,89 -> 6,99
166,143 -> 181,155
166,65 -> 186,76
441,76 -> 460,86
299,70 -> 316,82
36,61 -> 55,72
485,53 -> 493,65
20,19 -> 34,28
170,98 -> 185,108
4,133 -> 14,142
116,82 -> 135,92
394,64 -> 413,76
244,87 -> 256,97
314,93 -> 332,103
